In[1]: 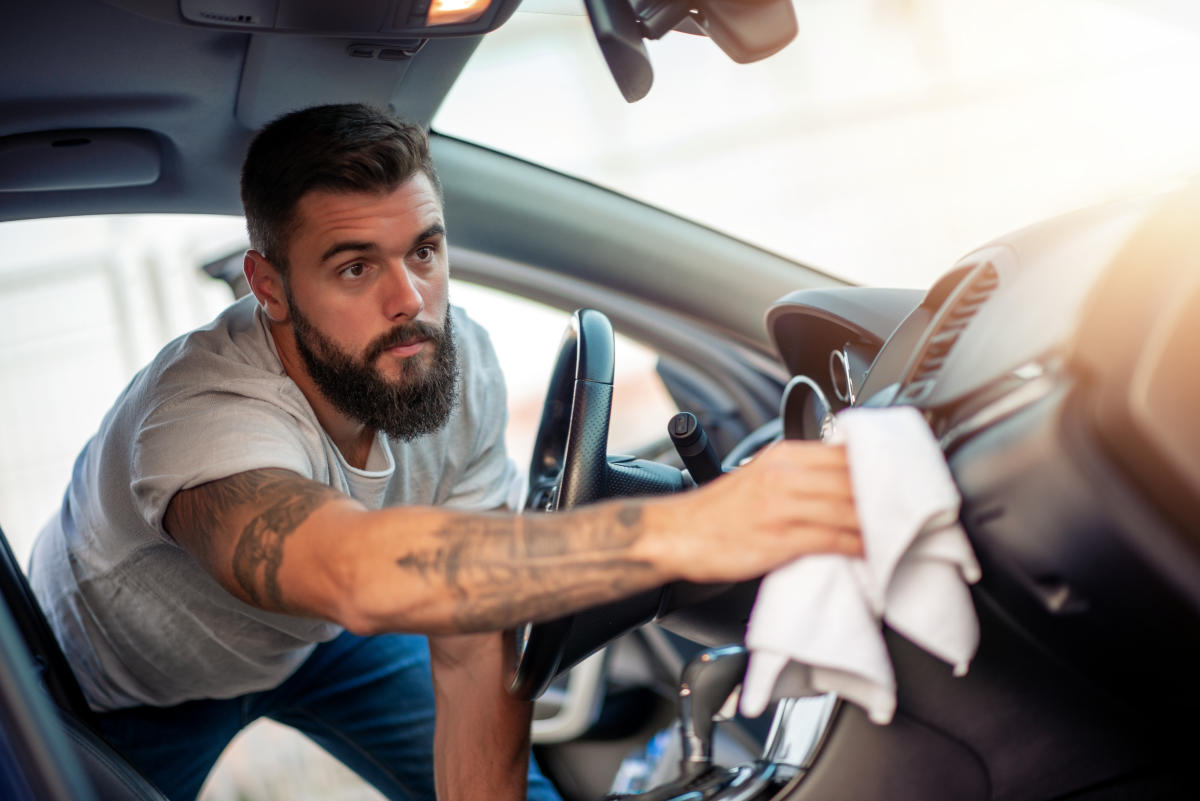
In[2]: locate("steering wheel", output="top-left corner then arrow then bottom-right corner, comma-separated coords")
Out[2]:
522,308 -> 617,517
510,309 -> 680,700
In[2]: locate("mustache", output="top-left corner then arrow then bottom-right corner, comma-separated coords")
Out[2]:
364,318 -> 446,363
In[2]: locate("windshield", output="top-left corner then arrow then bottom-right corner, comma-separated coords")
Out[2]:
436,0 -> 1200,287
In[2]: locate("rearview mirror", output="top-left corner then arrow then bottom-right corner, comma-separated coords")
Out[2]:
583,0 -> 798,101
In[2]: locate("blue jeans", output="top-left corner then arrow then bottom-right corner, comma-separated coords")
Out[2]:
94,631 -> 562,801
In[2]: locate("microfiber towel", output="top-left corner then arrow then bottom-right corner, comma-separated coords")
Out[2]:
740,406 -> 981,724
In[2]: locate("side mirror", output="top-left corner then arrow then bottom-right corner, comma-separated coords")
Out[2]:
583,0 -> 797,101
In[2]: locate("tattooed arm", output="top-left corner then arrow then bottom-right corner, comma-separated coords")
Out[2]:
164,440 -> 860,634
163,466 -> 658,628
165,468 -> 348,616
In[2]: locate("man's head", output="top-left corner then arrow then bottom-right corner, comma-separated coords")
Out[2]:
241,104 -> 457,442
241,103 -> 441,273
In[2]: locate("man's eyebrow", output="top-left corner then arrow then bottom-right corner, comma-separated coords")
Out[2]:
318,224 -> 445,264
417,223 -> 446,243
320,240 -> 374,264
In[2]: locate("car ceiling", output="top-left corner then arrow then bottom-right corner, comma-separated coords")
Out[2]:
2,0 -> 842,352
0,0 -> 482,221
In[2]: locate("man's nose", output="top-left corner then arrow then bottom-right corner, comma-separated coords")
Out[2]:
382,262 -> 424,320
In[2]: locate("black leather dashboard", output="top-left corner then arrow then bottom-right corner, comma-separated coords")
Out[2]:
761,184 -> 1200,800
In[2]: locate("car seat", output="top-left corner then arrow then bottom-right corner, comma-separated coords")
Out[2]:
0,523 -> 169,801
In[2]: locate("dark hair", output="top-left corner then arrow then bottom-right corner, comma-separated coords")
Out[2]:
240,103 -> 441,271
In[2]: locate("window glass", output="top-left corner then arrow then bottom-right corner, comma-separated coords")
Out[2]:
436,0 -> 1200,288
0,216 -> 240,564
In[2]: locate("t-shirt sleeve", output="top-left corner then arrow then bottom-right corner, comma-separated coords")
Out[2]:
130,392 -> 319,541
441,313 -> 521,511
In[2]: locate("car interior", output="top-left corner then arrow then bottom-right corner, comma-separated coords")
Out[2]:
2,1 -> 1199,800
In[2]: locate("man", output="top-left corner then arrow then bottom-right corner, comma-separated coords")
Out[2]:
29,103 -> 861,801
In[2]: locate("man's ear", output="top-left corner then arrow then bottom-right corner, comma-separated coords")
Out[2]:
244,250 -> 290,322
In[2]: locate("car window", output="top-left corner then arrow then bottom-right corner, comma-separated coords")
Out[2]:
436,0 -> 1200,288
0,216 -> 240,565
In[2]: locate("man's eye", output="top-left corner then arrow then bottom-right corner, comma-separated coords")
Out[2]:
342,262 -> 367,278
415,246 -> 435,261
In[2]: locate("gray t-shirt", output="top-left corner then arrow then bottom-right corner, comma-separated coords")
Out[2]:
30,296 -> 517,712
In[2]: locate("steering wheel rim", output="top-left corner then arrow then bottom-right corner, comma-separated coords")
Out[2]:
510,309 -> 616,700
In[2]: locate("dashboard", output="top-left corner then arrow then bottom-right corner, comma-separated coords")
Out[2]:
725,184 -> 1200,800
510,182 -> 1200,800
757,184 -> 1200,790
529,182 -> 1200,800
768,190 -> 1158,424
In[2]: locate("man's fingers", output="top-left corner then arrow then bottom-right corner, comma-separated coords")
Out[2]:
793,527 -> 864,557
835,531 -> 864,556
674,438 -> 866,582
775,497 -> 860,532
748,442 -> 855,495
775,466 -> 855,499
766,440 -> 850,468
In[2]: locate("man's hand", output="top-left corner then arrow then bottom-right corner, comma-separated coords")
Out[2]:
652,440 -> 860,584
429,632 -> 530,801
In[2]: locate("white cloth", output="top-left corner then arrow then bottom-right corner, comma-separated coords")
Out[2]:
740,406 -> 981,724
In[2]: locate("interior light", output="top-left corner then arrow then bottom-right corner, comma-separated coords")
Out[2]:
427,0 -> 492,26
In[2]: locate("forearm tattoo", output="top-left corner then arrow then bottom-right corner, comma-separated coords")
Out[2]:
396,502 -> 657,630
171,469 -> 339,611
174,470 -> 657,629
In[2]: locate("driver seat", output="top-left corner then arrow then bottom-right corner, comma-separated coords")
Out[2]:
0,523 -> 169,801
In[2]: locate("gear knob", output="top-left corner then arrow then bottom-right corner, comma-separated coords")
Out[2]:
678,645 -> 749,780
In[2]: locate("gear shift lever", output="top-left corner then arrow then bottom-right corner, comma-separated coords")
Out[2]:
606,645 -> 759,801
678,645 -> 749,781
609,645 -> 818,800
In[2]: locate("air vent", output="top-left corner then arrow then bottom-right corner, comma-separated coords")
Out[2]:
899,263 -> 999,403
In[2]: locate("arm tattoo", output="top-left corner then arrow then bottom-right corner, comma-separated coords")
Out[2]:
396,502 -> 658,630
171,469 -> 339,611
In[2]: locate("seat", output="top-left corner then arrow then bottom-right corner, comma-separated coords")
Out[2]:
59,714 -> 171,801
0,523 -> 168,801
0,524 -> 95,728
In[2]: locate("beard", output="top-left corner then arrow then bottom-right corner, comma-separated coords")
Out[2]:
286,290 -> 460,442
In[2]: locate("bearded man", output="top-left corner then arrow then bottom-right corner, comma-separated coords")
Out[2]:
28,103 -> 861,801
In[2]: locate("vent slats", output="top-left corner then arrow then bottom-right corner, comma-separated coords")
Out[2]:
900,263 -> 999,403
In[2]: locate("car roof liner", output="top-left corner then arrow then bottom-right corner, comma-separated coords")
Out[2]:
0,0 -> 480,221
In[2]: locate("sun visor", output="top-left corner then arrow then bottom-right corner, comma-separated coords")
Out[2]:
235,35 -> 417,129
0,130 -> 160,193
235,34 -> 480,129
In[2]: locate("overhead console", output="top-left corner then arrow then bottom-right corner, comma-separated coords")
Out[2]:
101,0 -> 522,38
